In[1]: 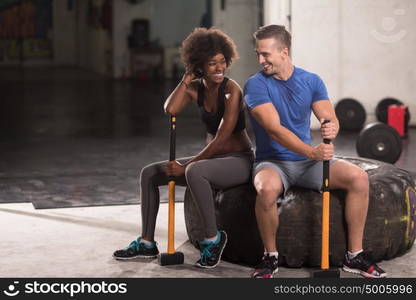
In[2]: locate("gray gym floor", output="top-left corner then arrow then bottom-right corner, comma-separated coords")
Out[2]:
0,67 -> 415,278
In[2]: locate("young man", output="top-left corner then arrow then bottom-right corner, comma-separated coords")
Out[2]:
243,24 -> 386,278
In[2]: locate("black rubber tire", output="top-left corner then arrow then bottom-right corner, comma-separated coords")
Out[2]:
184,157 -> 416,267
335,98 -> 366,131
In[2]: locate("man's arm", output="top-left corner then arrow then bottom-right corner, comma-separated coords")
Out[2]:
250,103 -> 332,161
311,100 -> 339,140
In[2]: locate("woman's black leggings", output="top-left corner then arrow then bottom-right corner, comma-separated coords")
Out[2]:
140,151 -> 254,239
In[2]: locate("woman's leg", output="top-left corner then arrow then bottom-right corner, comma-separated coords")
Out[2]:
113,157 -> 191,260
140,157 -> 190,240
185,153 -> 253,238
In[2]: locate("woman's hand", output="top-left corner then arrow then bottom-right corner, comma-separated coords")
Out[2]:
182,69 -> 196,84
165,160 -> 186,177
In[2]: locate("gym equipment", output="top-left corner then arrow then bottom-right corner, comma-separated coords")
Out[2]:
335,98 -> 366,131
376,98 -> 410,135
311,120 -> 340,277
356,122 -> 402,164
388,105 -> 407,137
128,19 -> 149,48
158,116 -> 185,266
185,157 -> 416,268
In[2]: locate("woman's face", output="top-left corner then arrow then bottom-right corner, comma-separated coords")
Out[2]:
202,53 -> 227,84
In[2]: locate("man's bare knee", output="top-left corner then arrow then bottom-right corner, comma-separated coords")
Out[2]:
351,169 -> 369,193
254,170 -> 283,209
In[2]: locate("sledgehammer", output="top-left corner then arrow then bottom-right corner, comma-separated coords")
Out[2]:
158,115 -> 184,266
311,120 -> 340,278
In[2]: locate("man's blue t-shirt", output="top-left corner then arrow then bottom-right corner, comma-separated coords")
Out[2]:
244,66 -> 329,162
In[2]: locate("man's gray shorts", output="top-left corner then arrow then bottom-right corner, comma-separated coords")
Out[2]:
253,158 -> 338,203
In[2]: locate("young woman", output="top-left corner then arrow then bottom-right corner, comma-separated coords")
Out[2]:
113,27 -> 253,269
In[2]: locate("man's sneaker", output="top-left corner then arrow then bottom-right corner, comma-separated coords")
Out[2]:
113,237 -> 159,260
252,253 -> 279,278
342,251 -> 387,278
195,231 -> 227,269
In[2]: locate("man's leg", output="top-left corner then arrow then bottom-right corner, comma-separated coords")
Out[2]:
251,167 -> 283,278
253,168 -> 284,252
329,160 -> 369,252
329,160 -> 386,277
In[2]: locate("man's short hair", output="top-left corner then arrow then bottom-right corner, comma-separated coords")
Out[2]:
254,24 -> 291,52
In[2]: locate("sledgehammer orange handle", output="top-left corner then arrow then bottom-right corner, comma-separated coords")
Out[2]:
321,191 -> 330,269
168,180 -> 175,254
167,116 -> 176,254
321,120 -> 331,269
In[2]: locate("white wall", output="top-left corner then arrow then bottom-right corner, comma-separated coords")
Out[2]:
112,0 -> 205,79
264,0 -> 290,29
149,0 -> 206,79
52,0 -> 112,75
212,0 -> 261,87
151,0 -> 205,47
112,0 -> 153,78
285,0 -> 416,127
76,0 -> 113,76
52,0 -> 77,65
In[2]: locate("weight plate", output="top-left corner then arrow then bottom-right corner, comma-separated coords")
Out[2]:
335,98 -> 366,131
356,122 -> 402,164
376,98 -> 410,131
376,98 -> 402,123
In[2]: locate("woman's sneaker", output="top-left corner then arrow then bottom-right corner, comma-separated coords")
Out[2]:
342,251 -> 386,278
113,237 -> 159,260
251,253 -> 279,278
195,231 -> 227,269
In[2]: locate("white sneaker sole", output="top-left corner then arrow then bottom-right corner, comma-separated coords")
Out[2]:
252,267 -> 279,278
342,265 -> 387,278
195,231 -> 228,269
113,254 -> 158,260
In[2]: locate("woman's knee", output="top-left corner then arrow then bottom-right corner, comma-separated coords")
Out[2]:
185,161 -> 203,182
139,163 -> 160,185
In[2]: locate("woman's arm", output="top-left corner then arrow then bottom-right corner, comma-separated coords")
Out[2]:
164,73 -> 196,115
165,80 -> 243,177
184,80 -> 242,164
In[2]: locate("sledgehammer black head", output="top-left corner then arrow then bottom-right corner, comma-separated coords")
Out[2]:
158,252 -> 184,266
311,268 -> 340,278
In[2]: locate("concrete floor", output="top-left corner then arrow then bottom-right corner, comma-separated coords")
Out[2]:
1,67 -> 415,278
1,201 -> 415,278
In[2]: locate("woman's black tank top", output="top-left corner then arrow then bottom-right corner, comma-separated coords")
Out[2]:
197,77 -> 246,135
